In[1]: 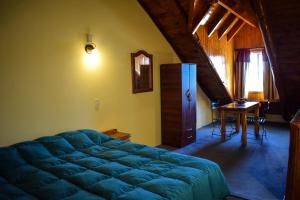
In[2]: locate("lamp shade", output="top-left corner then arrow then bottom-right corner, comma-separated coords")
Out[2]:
248,91 -> 264,101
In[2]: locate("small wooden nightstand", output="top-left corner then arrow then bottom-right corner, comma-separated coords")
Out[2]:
102,129 -> 131,141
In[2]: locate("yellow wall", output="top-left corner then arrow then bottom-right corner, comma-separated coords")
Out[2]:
196,86 -> 212,128
0,0 -> 211,146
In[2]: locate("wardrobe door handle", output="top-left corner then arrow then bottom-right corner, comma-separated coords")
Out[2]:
186,89 -> 192,102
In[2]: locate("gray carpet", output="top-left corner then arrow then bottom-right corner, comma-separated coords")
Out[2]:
159,123 -> 289,200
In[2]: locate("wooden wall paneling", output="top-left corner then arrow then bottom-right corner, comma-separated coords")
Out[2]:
227,19 -> 245,42
226,37 -> 234,93
233,25 -> 264,49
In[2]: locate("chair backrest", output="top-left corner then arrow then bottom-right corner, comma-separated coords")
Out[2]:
211,101 -> 220,110
261,101 -> 270,117
211,101 -> 220,122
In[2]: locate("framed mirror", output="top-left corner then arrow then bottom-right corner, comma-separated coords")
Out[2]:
131,50 -> 153,93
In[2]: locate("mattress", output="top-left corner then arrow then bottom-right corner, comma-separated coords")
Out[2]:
0,129 -> 230,200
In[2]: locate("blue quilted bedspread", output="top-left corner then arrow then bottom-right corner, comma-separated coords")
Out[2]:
0,129 -> 230,200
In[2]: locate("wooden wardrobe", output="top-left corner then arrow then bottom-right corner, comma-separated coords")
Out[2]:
286,109 -> 300,200
160,63 -> 197,147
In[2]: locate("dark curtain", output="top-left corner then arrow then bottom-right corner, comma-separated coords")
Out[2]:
262,50 -> 279,100
234,49 -> 250,99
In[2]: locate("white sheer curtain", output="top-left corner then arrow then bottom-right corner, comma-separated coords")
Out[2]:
244,50 -> 264,98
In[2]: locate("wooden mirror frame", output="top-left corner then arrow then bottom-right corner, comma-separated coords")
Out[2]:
131,50 -> 153,93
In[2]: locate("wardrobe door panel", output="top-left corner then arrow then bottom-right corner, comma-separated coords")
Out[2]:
161,64 -> 182,147
182,64 -> 196,146
189,64 -> 197,144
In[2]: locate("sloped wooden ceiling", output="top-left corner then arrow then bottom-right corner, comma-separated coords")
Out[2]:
138,0 -> 233,105
139,0 -> 300,120
138,0 -> 259,105
188,0 -> 257,41
252,0 -> 300,120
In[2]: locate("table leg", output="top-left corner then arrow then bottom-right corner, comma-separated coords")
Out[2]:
235,113 -> 240,133
241,112 -> 247,146
221,110 -> 226,142
254,106 -> 260,136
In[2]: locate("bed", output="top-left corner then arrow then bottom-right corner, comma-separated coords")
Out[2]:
0,129 -> 230,200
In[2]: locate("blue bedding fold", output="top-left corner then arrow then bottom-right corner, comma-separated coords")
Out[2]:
0,129 -> 230,200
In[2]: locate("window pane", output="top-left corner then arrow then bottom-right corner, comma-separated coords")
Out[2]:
245,50 -> 264,98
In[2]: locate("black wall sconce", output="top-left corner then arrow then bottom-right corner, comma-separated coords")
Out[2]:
85,34 -> 96,54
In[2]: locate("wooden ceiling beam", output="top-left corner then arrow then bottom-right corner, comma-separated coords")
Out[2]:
217,13 -> 238,39
217,0 -> 257,27
227,19 -> 245,41
188,0 -> 197,30
251,0 -> 289,120
207,6 -> 230,37
188,0 -> 211,34
176,0 -> 192,14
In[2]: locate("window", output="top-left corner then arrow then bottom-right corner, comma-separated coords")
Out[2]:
244,50 -> 264,98
210,55 -> 227,87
